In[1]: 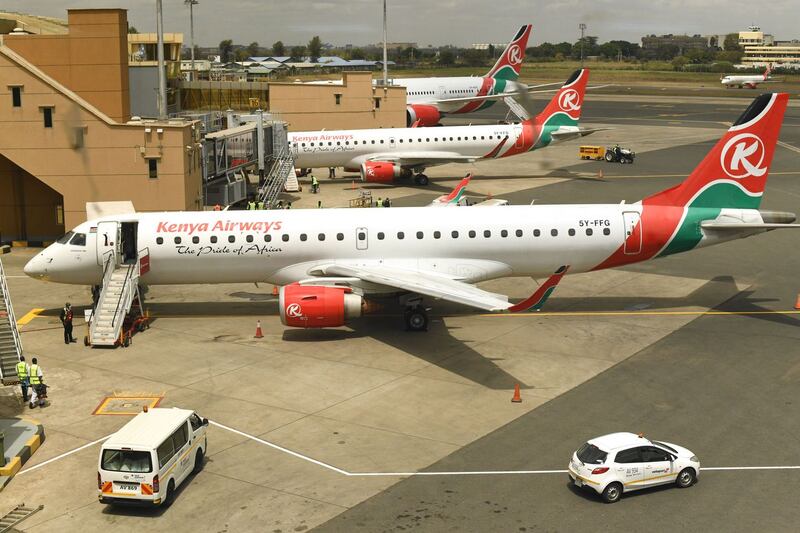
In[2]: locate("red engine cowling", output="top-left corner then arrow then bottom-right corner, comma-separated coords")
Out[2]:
406,104 -> 441,127
279,284 -> 363,328
360,161 -> 401,183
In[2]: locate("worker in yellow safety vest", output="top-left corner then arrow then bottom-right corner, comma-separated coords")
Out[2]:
16,355 -> 30,402
28,357 -> 45,409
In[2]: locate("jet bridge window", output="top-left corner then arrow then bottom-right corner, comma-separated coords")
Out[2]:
156,237 -> 164,245
69,233 -> 86,246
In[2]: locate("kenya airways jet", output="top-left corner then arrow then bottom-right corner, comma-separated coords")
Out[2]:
400,24 -> 533,126
291,69 -> 592,185
24,93 -> 797,332
721,64 -> 779,89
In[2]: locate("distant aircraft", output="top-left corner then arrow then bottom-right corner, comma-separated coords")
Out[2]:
290,69 -> 597,185
25,94 -> 798,332
721,64 -> 778,89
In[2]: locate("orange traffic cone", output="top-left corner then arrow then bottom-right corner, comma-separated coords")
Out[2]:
794,293 -> 800,310
511,383 -> 522,403
598,169 -> 604,179
254,320 -> 264,339
351,180 -> 356,191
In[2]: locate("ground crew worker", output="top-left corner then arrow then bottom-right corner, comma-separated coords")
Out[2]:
256,199 -> 265,210
329,167 -> 336,178
59,302 -> 76,344
16,355 -> 30,402
383,197 -> 391,208
246,196 -> 256,210
376,197 -> 382,208
276,200 -> 284,209
28,357 -> 44,409
318,200 -> 323,208
311,175 -> 319,194
286,202 -> 292,209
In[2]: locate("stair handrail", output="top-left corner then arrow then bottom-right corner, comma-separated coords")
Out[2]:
108,263 -> 137,338
0,258 -> 23,371
89,251 -> 117,341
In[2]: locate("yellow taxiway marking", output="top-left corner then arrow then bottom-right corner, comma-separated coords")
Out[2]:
16,308 -> 45,326
479,310 -> 800,318
598,170 -> 800,180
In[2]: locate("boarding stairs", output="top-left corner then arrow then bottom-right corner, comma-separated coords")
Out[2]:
89,252 -> 142,347
259,149 -> 298,206
0,504 -> 44,532
0,259 -> 24,386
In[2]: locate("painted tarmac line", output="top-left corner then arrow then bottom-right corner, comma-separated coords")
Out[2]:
16,434 -> 112,476
480,310 -> 800,318
12,424 -> 800,479
17,308 -> 45,326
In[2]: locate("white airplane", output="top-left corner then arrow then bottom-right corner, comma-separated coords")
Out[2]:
721,64 -> 778,89
290,69 -> 592,185
25,93 -> 797,332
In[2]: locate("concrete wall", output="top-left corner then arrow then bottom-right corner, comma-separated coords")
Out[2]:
0,44 -> 202,240
3,9 -> 130,122
268,72 -> 406,131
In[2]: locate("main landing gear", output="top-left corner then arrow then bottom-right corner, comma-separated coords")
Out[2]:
413,173 -> 429,186
404,304 -> 429,332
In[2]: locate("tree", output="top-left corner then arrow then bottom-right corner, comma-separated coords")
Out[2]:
462,49 -> 487,67
723,33 -> 742,52
308,35 -> 322,62
685,47 -> 714,64
234,48 -> 249,61
671,56 -> 689,71
487,44 -> 496,59
350,48 -> 366,60
219,39 -> 234,63
128,25 -> 138,34
272,40 -> 285,56
554,41 -> 573,57
715,50 -> 744,63
290,45 -> 306,60
438,49 -> 456,66
247,41 -> 260,59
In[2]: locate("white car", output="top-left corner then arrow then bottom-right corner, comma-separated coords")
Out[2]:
568,432 -> 700,503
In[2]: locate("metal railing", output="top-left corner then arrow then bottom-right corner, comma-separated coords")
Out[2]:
259,148 -> 295,207
0,258 -> 23,377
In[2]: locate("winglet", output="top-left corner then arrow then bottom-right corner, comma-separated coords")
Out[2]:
508,265 -> 569,312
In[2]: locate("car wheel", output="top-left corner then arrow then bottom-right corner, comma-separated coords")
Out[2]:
676,468 -> 696,488
605,152 -> 614,162
602,482 -> 623,503
163,479 -> 175,506
193,449 -> 204,474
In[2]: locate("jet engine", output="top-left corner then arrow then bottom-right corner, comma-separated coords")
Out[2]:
360,161 -> 402,183
406,104 -> 441,127
279,284 -> 363,328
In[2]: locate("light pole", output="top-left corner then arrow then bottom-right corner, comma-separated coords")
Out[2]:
156,0 -> 167,118
579,23 -> 586,67
382,0 -> 388,86
185,0 -> 199,78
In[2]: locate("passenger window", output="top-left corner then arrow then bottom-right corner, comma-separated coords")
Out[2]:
515,229 -> 523,237
337,233 -> 344,241
451,230 -> 459,238
69,233 -> 87,246
377,232 -> 385,240
586,228 -> 593,236
300,233 -> 308,242
615,448 -> 642,464
157,438 -> 175,468
501,230 -> 508,238
397,231 -> 404,240
642,447 -> 671,462
318,233 -> 326,241
174,236 -> 182,244
246,235 -> 254,243
468,230 -> 476,238
264,234 -> 271,242
568,229 -> 575,236
282,234 -> 289,242
358,231 -> 366,240
550,229 -> 558,237
156,237 -> 164,245
192,236 -> 200,244
416,231 -> 423,239
484,230 -> 491,238
533,229 -> 541,237
211,236 -> 218,243
228,235 -> 235,243
603,228 -> 611,236
171,423 -> 189,453
433,231 -> 441,239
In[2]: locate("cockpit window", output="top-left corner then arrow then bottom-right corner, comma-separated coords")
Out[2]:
69,233 -> 87,246
56,231 -> 75,244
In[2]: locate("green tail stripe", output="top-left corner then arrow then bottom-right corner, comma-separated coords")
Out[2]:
534,113 -> 579,150
491,65 -> 520,81
531,286 -> 557,311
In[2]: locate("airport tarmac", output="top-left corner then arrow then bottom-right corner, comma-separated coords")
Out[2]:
0,95 -> 799,532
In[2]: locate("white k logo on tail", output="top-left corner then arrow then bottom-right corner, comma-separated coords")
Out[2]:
507,44 -> 523,66
558,89 -> 581,112
721,133 -> 767,179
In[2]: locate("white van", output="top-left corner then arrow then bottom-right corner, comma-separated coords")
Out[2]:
98,407 -> 208,506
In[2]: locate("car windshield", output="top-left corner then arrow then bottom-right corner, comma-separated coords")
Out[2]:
652,440 -> 678,454
56,231 -> 75,244
577,443 -> 607,465
101,449 -> 153,473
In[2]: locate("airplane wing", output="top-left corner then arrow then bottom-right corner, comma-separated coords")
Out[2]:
366,152 -> 479,167
308,263 -> 569,313
550,127 -> 610,142
425,84 -> 613,106
700,222 -> 800,230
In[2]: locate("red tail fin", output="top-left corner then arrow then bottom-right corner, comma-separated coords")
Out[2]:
646,93 -> 788,208
533,69 -> 589,126
485,25 -> 532,81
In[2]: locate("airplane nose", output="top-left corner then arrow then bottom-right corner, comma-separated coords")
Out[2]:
23,255 -> 46,279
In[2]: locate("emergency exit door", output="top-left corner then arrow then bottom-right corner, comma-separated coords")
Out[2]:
356,227 -> 368,250
622,211 -> 642,255
96,221 -> 119,265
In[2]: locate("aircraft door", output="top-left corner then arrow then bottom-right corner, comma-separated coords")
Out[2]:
356,227 -> 368,250
96,221 -> 119,265
622,211 -> 642,255
120,222 -> 139,265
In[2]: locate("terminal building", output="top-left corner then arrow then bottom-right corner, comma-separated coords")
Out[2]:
0,8 -> 406,245
738,26 -> 800,68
